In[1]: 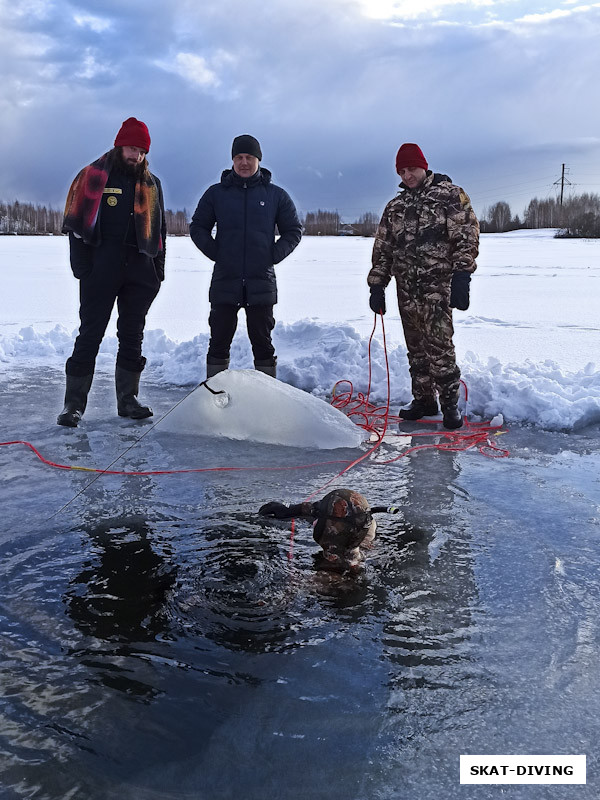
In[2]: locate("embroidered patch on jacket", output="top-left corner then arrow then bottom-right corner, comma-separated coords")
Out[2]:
459,190 -> 472,209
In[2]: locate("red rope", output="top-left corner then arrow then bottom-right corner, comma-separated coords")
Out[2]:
0,440 -> 351,476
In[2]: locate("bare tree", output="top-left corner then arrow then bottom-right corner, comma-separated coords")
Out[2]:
354,211 -> 378,237
480,201 -> 514,232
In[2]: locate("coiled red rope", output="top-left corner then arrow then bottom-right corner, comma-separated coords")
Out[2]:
331,314 -> 509,462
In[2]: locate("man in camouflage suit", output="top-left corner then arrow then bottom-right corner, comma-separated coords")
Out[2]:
367,143 -> 479,429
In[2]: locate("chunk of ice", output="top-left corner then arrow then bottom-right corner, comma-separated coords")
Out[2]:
158,369 -> 366,449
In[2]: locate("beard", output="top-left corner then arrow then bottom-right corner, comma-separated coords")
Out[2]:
117,149 -> 144,177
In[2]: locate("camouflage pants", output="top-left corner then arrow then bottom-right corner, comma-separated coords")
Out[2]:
396,281 -> 461,407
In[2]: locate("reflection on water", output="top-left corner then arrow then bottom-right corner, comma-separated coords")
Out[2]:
63,514 -> 177,702
381,451 -> 478,689
65,515 -> 176,644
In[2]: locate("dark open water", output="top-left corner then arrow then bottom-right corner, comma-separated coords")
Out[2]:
1,368 -> 599,799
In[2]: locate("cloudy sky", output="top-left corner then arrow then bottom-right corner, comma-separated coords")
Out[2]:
1,0 -> 599,220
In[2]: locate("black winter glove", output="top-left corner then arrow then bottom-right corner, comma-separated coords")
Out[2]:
369,286 -> 386,315
450,271 -> 471,310
259,501 -> 292,519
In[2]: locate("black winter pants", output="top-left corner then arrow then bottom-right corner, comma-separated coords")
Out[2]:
207,304 -> 276,363
66,244 -> 160,377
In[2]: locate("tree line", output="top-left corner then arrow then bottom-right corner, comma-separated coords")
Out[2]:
0,201 -> 380,237
302,210 -> 379,236
480,193 -> 600,237
3,194 -> 600,238
0,200 -> 194,236
0,200 -> 64,235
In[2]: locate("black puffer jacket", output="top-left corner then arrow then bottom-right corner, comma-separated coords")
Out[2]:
190,167 -> 302,306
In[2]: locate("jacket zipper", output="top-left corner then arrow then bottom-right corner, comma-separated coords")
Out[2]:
242,182 -> 247,299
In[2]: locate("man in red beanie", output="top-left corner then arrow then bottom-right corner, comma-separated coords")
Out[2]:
367,143 -> 479,429
58,118 -> 166,427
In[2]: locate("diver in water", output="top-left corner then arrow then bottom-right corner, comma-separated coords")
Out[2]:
260,488 -> 396,574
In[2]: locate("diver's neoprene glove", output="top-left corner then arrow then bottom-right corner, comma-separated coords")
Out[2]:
259,501 -> 292,519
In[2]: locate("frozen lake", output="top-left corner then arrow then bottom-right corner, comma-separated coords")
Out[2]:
1,233 -> 599,798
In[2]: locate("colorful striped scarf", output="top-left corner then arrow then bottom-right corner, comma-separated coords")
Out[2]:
62,150 -> 163,258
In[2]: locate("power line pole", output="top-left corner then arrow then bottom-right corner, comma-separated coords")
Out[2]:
553,164 -> 572,205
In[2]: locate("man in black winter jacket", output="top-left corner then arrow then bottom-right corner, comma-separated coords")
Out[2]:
190,134 -> 302,378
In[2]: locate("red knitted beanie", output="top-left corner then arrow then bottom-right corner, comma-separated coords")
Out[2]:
114,117 -> 151,152
395,143 -> 428,173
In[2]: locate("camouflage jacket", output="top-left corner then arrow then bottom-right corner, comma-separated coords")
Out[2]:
368,172 -> 479,289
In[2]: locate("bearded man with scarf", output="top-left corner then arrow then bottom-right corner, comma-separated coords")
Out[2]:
58,117 -> 166,427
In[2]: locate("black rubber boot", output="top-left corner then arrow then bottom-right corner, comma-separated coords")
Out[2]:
442,404 -> 463,430
254,358 -> 277,379
57,373 -> 94,427
116,366 -> 153,419
206,357 -> 230,379
398,397 -> 439,420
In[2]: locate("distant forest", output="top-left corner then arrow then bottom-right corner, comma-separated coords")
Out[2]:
2,194 -> 600,238
480,193 -> 600,238
0,200 -> 191,236
0,202 -> 379,237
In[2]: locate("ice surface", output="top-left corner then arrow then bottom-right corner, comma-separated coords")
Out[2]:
157,369 -> 367,448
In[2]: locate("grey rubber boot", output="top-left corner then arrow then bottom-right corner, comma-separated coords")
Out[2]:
206,357 -> 230,379
115,366 -> 153,419
254,358 -> 277,379
57,373 -> 94,427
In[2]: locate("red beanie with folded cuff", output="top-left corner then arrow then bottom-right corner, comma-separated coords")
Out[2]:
114,117 -> 151,153
395,143 -> 428,174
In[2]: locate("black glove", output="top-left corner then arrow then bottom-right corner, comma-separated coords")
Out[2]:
450,271 -> 471,310
369,286 -> 386,315
259,501 -> 292,519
